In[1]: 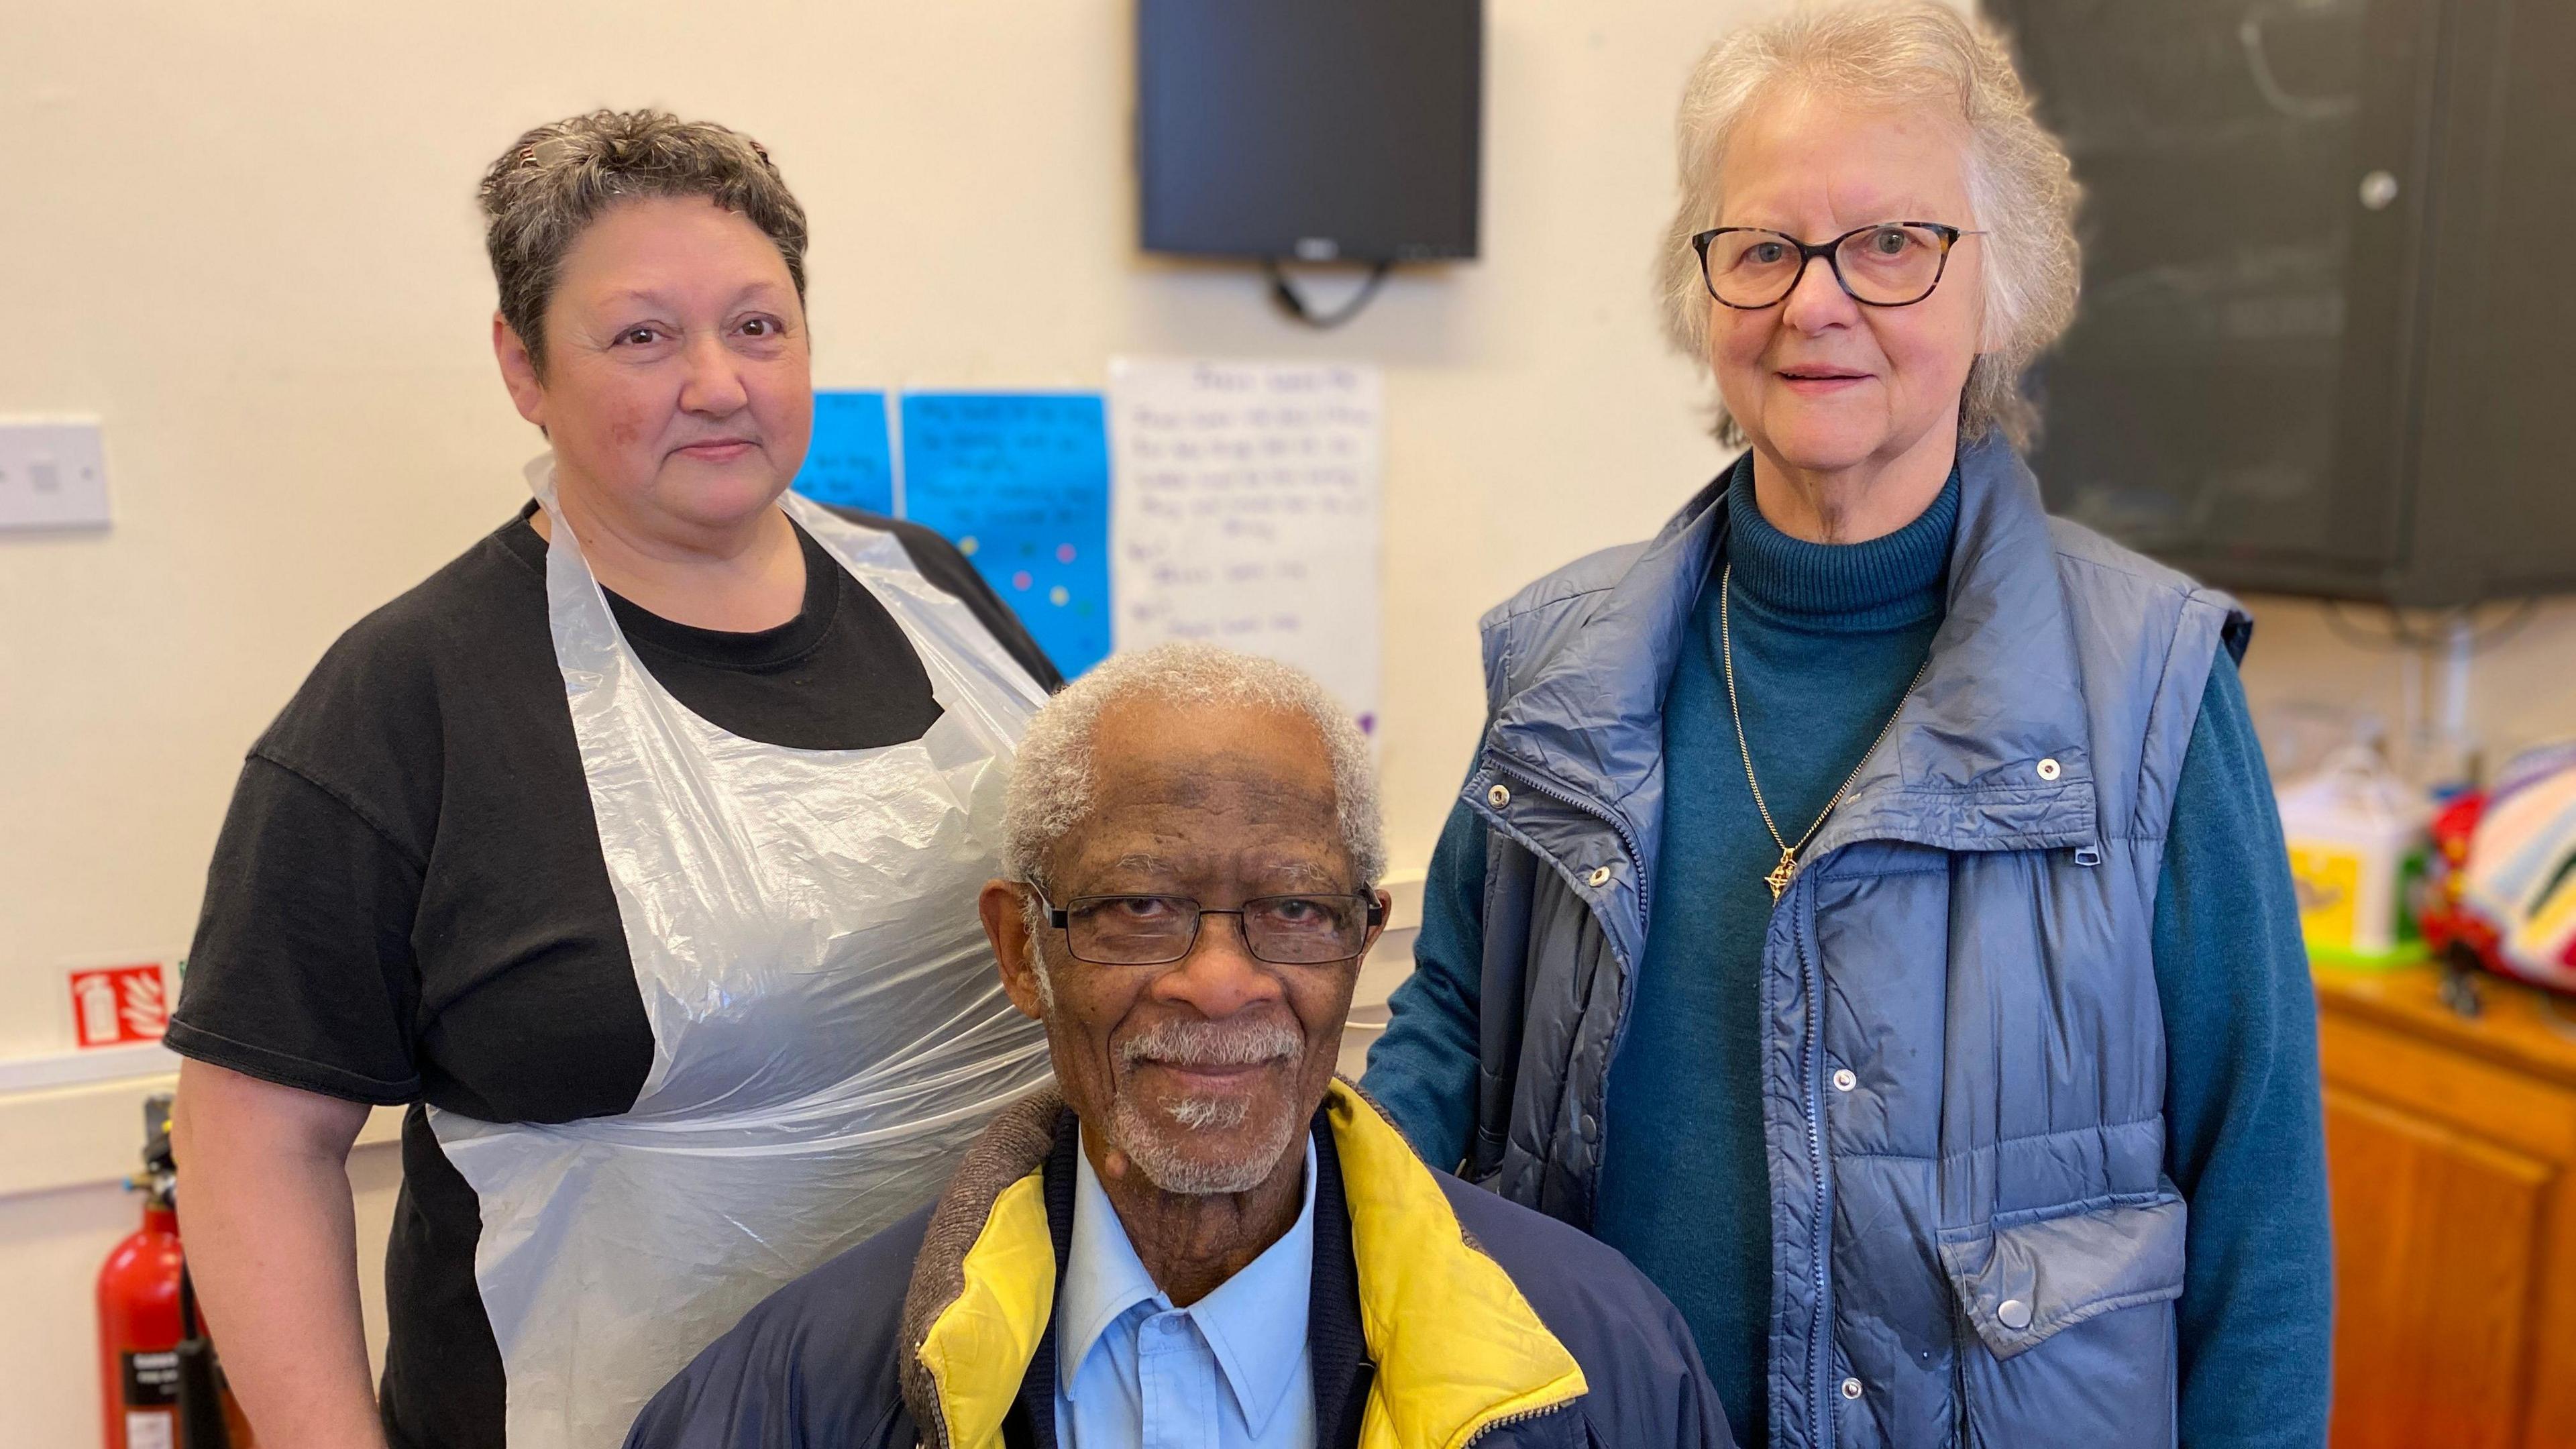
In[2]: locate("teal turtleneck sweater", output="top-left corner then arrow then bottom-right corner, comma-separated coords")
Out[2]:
1591,460 -> 1959,1445
1366,456 -> 2332,1448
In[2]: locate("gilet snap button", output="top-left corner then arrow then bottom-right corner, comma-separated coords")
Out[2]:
1487,784 -> 1511,808
2036,757 -> 2062,782
1840,1377 -> 1864,1400
1997,1298 -> 2033,1330
1587,865 -> 1612,887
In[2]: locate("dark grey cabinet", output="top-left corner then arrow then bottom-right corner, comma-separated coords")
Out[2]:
1988,0 -> 2576,605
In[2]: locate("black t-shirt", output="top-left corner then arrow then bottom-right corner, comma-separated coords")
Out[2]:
164,503 -> 1059,1449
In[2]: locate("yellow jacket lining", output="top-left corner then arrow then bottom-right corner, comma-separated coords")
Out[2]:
912,1079 -> 1588,1449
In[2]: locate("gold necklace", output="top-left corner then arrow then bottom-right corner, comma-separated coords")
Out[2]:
1719,563 -> 1932,902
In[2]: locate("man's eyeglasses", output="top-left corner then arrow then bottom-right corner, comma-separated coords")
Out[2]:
1690,221 -> 1978,310
1030,888 -> 1385,967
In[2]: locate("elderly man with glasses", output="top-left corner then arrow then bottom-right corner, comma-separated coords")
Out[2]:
625,642 -> 1731,1449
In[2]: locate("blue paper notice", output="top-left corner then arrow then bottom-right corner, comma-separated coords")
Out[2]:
791,390 -> 896,515
898,392 -> 1112,677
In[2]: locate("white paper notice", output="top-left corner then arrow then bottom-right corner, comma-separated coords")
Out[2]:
1109,359 -> 1383,735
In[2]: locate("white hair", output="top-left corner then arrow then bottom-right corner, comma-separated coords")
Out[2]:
1002,642 -> 1386,892
1656,0 -> 2082,449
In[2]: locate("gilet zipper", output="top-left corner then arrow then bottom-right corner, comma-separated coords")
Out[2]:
1790,869 -> 1835,1449
1476,760 -> 1652,1199
1477,761 -> 1652,932
1950,1291 -> 1975,1449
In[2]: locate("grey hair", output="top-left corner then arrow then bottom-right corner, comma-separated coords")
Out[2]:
1655,0 -> 2081,450
1002,642 -> 1386,892
476,109 -> 809,376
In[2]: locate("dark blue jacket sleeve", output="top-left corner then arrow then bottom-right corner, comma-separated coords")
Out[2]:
1440,1177 -> 1735,1448
623,1209 -> 928,1449
2153,649 -> 2334,1448
1361,792 -> 1490,1170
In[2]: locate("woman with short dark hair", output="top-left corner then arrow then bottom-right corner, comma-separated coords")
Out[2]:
167,110 -> 1060,1449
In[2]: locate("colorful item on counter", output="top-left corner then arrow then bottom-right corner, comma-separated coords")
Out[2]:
2277,745 -> 2428,965
2418,743 -> 2576,994
2438,743 -> 2576,994
2418,788 -> 2494,968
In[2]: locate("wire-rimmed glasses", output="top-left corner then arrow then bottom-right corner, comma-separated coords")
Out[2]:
1032,888 -> 1385,967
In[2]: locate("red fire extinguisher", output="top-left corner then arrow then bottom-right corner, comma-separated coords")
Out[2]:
99,1094 -> 184,1449
97,1093 -> 255,1449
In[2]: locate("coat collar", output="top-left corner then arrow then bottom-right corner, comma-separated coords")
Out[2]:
1805,433 -> 2098,861
1479,433 -> 2096,880
896,1080 -> 1588,1449
1479,473 -> 1724,846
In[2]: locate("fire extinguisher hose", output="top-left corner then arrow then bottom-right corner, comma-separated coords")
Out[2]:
174,1265 -> 231,1449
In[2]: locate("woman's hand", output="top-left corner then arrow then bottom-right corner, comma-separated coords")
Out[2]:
171,1059 -> 388,1449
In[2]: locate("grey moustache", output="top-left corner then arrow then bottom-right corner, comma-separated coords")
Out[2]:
1117,1018 -> 1303,1069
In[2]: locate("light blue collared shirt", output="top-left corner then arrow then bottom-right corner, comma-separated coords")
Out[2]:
1051,1134 -> 1318,1449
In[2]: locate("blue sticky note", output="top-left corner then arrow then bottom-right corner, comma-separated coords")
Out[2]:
792,390 -> 896,515
898,391 -> 1112,677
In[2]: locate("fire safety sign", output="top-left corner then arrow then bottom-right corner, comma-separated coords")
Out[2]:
70,964 -> 169,1048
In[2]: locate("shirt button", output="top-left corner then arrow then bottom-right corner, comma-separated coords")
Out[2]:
1488,783 -> 1512,808
1587,865 -> 1613,887
1841,1377 -> 1864,1400
2035,757 -> 2062,782
1997,1297 -> 2033,1330
1832,1068 -> 1857,1093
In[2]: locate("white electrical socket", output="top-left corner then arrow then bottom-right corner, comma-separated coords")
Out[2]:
0,418 -> 111,531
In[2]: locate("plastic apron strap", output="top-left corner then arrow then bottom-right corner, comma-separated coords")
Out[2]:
428,458 -> 1051,1449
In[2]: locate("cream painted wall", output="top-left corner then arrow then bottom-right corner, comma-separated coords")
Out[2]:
0,2 -> 1732,1441
7,1 -> 2575,1444
0,0 -> 1739,1065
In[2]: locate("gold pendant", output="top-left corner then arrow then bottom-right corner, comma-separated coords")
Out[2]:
1765,848 -> 1799,903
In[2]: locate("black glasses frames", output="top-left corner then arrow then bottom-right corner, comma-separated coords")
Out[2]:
1690,221 -> 1982,310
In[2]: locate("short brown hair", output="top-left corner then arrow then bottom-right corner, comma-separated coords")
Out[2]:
477,109 -> 809,374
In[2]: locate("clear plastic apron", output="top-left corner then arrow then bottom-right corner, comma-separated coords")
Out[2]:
428,456 -> 1054,1448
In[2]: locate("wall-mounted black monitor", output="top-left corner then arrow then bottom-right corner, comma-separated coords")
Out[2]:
1988,0 -> 2576,606
1138,0 -> 1482,264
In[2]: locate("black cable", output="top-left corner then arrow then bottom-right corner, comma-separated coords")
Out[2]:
2318,600 -> 2428,652
1262,258 -> 1394,329
2318,597 -> 2542,654
2467,598 -> 2543,650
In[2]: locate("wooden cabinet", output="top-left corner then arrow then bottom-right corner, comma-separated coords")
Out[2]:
2316,965 -> 2576,1448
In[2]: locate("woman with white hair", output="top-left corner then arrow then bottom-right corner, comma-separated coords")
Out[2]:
1364,5 -> 2330,1446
